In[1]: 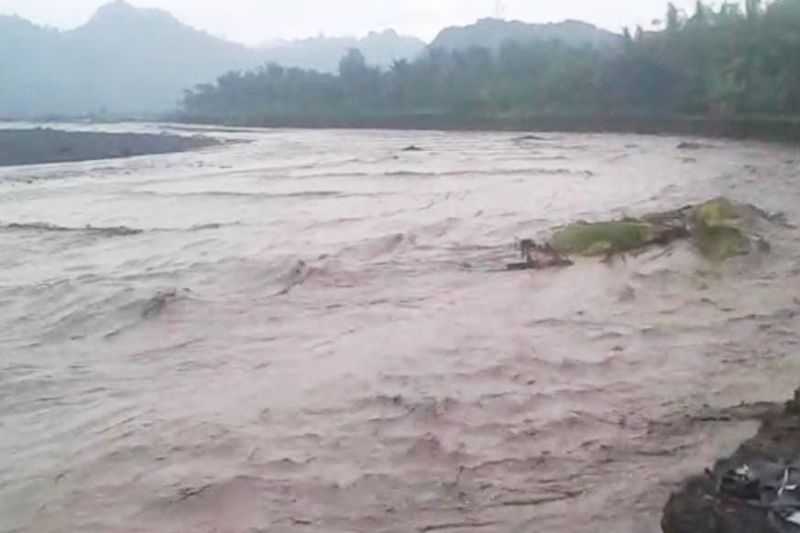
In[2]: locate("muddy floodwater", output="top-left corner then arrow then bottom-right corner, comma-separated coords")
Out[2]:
2,124 -> 800,533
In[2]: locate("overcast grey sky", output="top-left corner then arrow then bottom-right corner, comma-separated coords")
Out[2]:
0,0 -> 723,43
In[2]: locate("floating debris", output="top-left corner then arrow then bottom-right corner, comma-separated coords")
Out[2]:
506,239 -> 573,271
513,134 -> 550,142
677,141 -> 714,150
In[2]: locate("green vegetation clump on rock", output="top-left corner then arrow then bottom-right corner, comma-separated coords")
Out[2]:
513,198 -> 770,270
690,198 -> 752,261
549,221 -> 657,256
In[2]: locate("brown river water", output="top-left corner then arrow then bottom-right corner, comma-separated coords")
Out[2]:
1,124 -> 800,533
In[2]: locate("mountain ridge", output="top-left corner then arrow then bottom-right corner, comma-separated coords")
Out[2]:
257,29 -> 425,73
0,1 -> 424,117
430,18 -> 622,51
0,1 -> 622,118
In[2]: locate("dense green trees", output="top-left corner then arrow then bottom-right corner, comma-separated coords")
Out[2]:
181,0 -> 800,121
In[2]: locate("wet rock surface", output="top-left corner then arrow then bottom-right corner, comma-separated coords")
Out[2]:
0,128 -> 221,166
663,392 -> 800,533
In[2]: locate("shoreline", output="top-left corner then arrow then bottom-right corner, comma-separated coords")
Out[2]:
663,389 -> 800,533
0,128 -> 221,167
171,113 -> 800,143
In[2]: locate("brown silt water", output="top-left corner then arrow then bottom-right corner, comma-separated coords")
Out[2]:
2,124 -> 800,533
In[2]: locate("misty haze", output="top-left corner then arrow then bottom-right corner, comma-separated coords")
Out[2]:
2,2 -> 800,533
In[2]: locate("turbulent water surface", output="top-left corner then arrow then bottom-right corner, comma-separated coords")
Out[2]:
2,124 -> 800,533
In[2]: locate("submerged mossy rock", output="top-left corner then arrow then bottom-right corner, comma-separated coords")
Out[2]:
549,221 -> 658,256
529,197 -> 769,267
690,197 -> 752,261
693,197 -> 741,224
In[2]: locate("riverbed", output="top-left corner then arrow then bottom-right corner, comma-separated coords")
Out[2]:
1,124 -> 799,533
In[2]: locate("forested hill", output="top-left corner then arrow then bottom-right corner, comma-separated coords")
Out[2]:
181,0 -> 800,124
0,1 -> 423,118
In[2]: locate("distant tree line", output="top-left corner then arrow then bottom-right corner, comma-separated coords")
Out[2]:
181,0 -> 800,121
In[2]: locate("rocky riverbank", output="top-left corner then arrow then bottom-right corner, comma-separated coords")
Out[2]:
0,128 -> 221,166
663,389 -> 800,533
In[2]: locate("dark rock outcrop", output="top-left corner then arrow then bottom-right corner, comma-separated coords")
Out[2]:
662,390 -> 800,533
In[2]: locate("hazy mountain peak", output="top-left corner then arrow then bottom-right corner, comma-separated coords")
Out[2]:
95,0 -> 137,15
87,0 -> 178,28
368,29 -> 399,37
257,30 -> 425,72
431,17 -> 621,51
